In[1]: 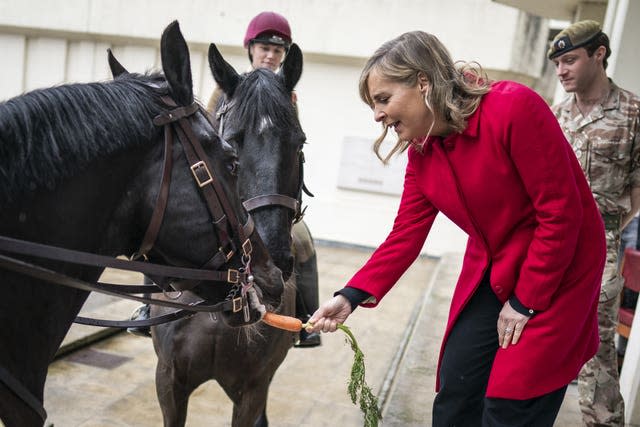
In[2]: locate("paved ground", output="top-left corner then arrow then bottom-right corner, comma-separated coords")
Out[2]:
43,243 -> 582,426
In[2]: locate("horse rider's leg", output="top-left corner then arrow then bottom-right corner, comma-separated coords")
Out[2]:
127,276 -> 152,337
291,220 -> 321,347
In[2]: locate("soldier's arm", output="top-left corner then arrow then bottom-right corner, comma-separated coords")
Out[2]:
622,187 -> 640,229
623,103 -> 640,229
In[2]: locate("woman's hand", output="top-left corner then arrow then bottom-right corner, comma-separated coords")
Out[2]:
497,300 -> 530,348
305,295 -> 352,333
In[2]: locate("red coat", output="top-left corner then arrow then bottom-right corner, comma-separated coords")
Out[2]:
347,81 -> 604,399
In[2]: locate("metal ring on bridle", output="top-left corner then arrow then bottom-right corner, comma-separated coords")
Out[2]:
163,290 -> 183,300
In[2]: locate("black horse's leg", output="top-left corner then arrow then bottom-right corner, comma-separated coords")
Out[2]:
0,387 -> 43,427
253,375 -> 276,427
155,361 -> 193,427
254,407 -> 269,427
229,379 -> 271,427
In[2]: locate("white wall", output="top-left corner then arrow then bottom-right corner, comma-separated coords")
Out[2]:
0,34 -> 25,97
605,0 -> 640,96
0,0 -> 547,257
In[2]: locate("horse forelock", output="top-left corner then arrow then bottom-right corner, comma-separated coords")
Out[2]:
0,73 -> 169,203
228,69 -> 299,139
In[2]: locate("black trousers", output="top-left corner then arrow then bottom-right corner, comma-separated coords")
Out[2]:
432,273 -> 567,427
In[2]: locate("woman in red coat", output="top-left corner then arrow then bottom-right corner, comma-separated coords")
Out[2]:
307,31 -> 605,426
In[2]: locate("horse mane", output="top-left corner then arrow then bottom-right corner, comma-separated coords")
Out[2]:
0,73 -> 168,203
227,68 -> 299,135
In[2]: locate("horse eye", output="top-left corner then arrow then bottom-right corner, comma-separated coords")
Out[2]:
227,159 -> 239,175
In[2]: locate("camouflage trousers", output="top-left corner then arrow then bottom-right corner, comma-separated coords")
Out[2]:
578,229 -> 625,426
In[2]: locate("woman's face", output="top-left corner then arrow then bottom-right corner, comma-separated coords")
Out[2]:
367,69 -> 432,141
250,42 -> 286,71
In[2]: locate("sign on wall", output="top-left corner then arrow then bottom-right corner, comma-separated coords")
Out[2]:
337,135 -> 408,196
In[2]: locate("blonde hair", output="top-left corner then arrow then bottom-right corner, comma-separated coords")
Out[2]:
359,31 -> 491,163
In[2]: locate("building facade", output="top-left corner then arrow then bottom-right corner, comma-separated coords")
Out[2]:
0,0 -> 553,257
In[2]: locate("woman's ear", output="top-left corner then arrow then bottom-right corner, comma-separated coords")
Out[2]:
417,72 -> 430,93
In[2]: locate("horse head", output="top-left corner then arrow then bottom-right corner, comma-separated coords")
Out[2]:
208,43 -> 306,282
114,21 -> 284,326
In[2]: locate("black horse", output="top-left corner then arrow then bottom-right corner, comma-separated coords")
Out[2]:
150,44 -> 307,426
0,21 -> 283,427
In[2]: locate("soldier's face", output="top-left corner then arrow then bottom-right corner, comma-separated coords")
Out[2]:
552,47 -> 604,94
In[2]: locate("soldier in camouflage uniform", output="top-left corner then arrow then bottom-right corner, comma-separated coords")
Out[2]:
549,20 -> 640,427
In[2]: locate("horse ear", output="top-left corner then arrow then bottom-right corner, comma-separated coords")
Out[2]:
208,43 -> 240,98
107,48 -> 128,78
282,44 -> 303,92
160,21 -> 194,105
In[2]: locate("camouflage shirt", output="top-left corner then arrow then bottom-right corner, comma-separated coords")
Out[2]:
552,81 -> 640,216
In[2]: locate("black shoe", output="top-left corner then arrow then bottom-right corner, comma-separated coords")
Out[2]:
126,304 -> 151,338
295,326 -> 322,348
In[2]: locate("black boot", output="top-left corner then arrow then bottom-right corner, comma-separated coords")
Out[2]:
292,223 -> 321,348
127,304 -> 151,338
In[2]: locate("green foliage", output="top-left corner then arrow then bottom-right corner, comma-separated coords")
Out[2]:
337,324 -> 382,427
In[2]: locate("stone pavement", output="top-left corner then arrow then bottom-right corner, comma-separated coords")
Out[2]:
44,243 -> 582,426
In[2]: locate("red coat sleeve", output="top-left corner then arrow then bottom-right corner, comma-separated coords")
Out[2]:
503,87 -> 584,311
345,149 -> 438,306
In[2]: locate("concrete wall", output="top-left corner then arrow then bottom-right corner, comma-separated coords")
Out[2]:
605,0 -> 640,96
0,0 -> 550,257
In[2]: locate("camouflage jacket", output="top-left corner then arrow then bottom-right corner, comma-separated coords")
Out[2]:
552,81 -> 640,216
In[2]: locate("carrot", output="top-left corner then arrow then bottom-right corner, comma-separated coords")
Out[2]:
262,311 -> 304,332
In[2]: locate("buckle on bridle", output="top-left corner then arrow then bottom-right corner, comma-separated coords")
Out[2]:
220,246 -> 234,262
232,297 -> 243,313
227,269 -> 240,284
242,239 -> 252,257
190,161 -> 214,187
